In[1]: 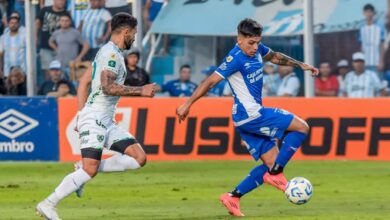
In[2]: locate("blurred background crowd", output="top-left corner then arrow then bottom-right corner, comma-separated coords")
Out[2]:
0,0 -> 388,99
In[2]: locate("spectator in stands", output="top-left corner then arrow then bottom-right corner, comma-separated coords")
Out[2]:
6,66 -> 26,95
336,59 -> 349,96
0,16 -> 25,78
40,0 -> 53,8
124,49 -> 150,86
105,0 -> 131,16
344,52 -> 386,97
49,14 -> 89,79
80,0 -> 112,61
359,4 -> 385,73
3,11 -> 25,35
36,0 -> 70,80
315,61 -> 339,97
160,64 -> 197,97
38,60 -> 76,95
47,79 -> 75,97
67,0 -> 89,29
262,62 -> 280,97
144,0 -> 165,31
201,65 -> 229,97
0,3 -> 6,35
276,65 -> 300,97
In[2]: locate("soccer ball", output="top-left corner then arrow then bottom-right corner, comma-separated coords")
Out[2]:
285,177 -> 313,205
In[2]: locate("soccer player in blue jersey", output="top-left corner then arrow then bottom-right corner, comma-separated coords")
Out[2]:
176,18 -> 319,217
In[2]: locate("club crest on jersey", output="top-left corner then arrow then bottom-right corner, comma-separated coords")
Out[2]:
108,60 -> 116,68
97,135 -> 104,143
226,56 -> 233,62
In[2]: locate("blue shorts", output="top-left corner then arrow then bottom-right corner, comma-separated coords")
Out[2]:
236,107 -> 294,161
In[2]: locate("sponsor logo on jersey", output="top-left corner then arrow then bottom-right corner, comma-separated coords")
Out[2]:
219,62 -> 227,71
108,60 -> 116,68
79,130 -> 89,138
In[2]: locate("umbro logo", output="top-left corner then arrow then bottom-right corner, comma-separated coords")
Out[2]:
0,109 -> 39,139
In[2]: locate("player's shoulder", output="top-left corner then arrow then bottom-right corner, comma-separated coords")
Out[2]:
100,42 -> 122,58
224,45 -> 243,63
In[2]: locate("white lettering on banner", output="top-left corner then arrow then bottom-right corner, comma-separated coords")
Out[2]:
0,140 -> 35,153
0,109 -> 39,139
65,108 -> 132,155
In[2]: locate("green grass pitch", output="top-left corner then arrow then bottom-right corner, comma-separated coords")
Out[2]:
0,161 -> 389,220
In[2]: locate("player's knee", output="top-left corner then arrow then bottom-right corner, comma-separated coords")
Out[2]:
82,166 -> 98,177
136,154 -> 147,167
299,120 -> 310,134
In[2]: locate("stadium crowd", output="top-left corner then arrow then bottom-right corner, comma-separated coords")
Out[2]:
0,1 -> 388,98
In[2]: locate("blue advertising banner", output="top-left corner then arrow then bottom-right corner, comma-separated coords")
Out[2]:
0,97 -> 58,161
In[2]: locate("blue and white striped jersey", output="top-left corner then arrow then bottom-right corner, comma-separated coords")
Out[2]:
344,70 -> 382,97
68,0 -> 89,29
81,8 -> 112,48
215,43 -> 270,126
359,24 -> 385,66
0,32 -> 26,77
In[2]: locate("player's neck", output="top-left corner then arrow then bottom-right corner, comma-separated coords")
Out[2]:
110,36 -> 125,50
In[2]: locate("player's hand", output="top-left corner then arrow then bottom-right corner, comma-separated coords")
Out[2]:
176,103 -> 191,123
141,83 -> 157,97
300,63 -> 319,76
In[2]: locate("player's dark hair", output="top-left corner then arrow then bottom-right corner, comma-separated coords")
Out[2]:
180,64 -> 191,71
111,12 -> 138,33
237,18 -> 263,37
363,4 -> 375,12
8,16 -> 20,23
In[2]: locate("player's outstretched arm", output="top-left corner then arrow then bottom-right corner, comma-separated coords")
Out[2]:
101,70 -> 156,97
264,51 -> 319,76
176,73 -> 223,123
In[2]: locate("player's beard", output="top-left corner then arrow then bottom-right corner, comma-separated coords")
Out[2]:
124,37 -> 135,50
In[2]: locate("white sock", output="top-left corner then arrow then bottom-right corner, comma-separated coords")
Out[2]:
47,169 -> 91,206
98,154 -> 141,172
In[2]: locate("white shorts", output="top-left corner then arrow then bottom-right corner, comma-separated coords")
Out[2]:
77,106 -> 136,151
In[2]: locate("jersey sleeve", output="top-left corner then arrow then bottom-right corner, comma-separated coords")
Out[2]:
215,55 -> 240,79
258,43 -> 271,57
101,52 -> 121,75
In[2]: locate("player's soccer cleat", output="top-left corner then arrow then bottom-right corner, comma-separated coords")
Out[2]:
74,162 -> 84,198
36,200 -> 61,220
263,172 -> 288,192
219,193 -> 245,217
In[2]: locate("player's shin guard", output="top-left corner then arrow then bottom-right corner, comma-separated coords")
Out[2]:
47,169 -> 91,206
98,154 -> 141,172
233,164 -> 268,197
270,131 -> 307,174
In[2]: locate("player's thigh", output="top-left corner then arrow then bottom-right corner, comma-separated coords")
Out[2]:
238,128 -> 277,162
106,126 -> 146,165
78,110 -> 107,176
286,115 -> 310,134
240,107 -> 294,140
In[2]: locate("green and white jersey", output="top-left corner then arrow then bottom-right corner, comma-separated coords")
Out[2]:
86,41 -> 127,115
